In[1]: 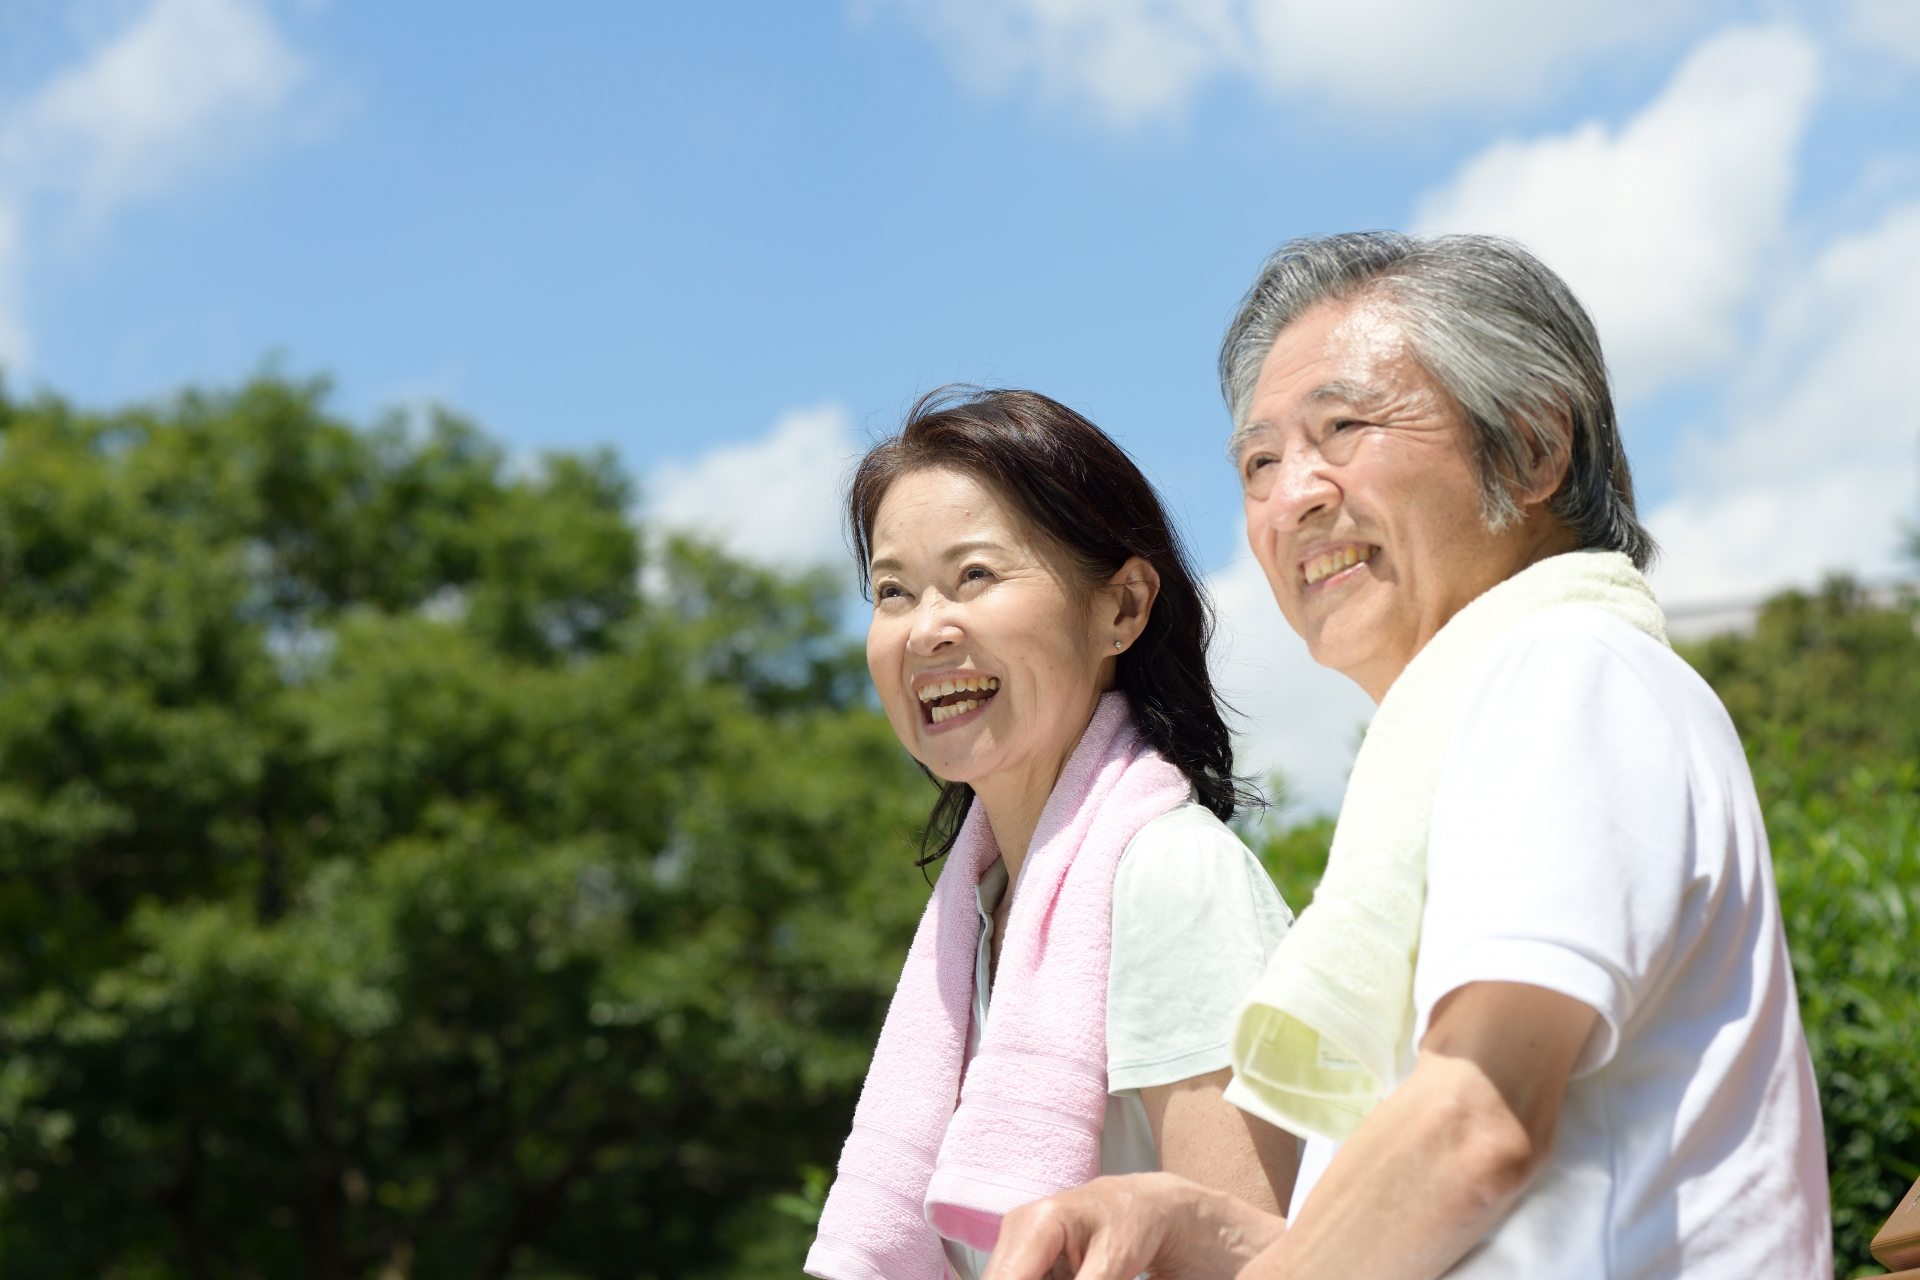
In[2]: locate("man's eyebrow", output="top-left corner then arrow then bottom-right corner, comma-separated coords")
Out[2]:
1227,420 -> 1274,462
1305,379 -> 1382,405
1228,380 -> 1387,460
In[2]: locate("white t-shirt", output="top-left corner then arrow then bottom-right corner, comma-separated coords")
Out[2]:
946,799 -> 1294,1280
1287,605 -> 1830,1279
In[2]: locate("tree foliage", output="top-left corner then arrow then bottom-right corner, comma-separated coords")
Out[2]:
0,376 -> 931,1278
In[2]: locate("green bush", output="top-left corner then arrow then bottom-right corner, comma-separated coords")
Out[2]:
1761,762 -> 1920,1276
1247,807 -> 1332,923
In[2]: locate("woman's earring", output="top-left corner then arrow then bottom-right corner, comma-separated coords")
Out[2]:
1113,640 -> 1123,649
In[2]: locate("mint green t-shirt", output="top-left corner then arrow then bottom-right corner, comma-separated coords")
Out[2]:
946,799 -> 1293,1280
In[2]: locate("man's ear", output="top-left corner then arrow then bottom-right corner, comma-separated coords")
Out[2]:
1105,555 -> 1162,648
1514,408 -> 1574,509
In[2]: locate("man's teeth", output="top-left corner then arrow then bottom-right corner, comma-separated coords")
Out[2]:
918,675 -> 1001,722
1303,545 -> 1376,586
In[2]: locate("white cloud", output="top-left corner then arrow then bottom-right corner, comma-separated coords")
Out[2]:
1244,0 -> 1686,111
0,0 -> 304,369
1,0 -> 303,212
871,0 -> 1245,125
1646,198 -> 1920,604
1413,25 -> 1821,402
1207,551 -> 1375,815
1849,0 -> 1920,64
648,404 -> 859,570
873,0 -> 1704,125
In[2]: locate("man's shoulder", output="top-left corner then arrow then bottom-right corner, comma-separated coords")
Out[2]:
1484,603 -> 1716,705
1463,604 -> 1746,771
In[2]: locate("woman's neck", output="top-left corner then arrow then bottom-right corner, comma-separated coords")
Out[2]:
971,707 -> 1098,889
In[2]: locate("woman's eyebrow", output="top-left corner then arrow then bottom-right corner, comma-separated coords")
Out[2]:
869,539 -> 1007,574
941,539 -> 1003,561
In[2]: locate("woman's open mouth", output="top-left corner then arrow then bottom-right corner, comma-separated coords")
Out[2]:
916,675 -> 1001,726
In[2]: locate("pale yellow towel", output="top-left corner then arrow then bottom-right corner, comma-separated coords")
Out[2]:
1225,551 -> 1668,1141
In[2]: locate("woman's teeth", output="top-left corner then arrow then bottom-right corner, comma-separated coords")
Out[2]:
1303,545 -> 1376,586
918,675 -> 1000,723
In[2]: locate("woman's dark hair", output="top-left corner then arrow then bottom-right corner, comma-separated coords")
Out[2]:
849,386 -> 1254,869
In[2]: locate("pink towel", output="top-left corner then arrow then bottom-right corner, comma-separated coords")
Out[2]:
805,693 -> 1191,1280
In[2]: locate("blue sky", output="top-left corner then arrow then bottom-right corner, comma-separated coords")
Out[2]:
3,0 -> 1919,807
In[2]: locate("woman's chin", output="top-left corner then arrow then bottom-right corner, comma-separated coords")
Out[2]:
913,734 -> 997,789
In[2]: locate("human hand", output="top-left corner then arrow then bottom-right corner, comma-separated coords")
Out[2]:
981,1172 -> 1284,1280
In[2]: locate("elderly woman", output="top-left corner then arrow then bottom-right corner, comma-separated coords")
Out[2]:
804,389 -> 1299,1280
984,234 -> 1829,1280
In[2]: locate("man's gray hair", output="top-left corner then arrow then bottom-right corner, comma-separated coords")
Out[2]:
1219,231 -> 1656,570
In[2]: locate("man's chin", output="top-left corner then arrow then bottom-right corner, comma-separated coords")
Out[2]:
1302,621 -> 1383,684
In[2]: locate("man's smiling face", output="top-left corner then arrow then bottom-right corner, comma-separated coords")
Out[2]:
1236,295 -> 1556,701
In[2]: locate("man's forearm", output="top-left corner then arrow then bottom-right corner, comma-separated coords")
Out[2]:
1239,1053 -> 1537,1280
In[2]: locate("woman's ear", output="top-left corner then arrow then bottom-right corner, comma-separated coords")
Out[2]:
1105,555 -> 1161,650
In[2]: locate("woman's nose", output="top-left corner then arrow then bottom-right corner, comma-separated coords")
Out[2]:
908,597 -> 962,655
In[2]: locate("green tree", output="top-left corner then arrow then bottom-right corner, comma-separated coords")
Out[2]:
0,375 -> 931,1278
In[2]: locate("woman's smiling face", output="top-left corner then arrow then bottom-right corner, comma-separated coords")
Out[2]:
865,467 -> 1113,791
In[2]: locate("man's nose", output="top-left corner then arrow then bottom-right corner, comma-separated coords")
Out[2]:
1260,448 -> 1338,528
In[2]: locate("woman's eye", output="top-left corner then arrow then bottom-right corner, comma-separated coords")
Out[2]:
875,583 -> 905,601
962,566 -> 992,583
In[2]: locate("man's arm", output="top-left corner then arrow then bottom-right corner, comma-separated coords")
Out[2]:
1242,980 -> 1596,1279
983,981 -> 1595,1280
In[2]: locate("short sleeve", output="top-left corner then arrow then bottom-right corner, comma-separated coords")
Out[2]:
1415,607 -> 1695,1078
1107,804 -> 1294,1093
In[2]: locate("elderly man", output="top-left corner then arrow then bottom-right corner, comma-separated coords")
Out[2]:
984,233 -> 1830,1280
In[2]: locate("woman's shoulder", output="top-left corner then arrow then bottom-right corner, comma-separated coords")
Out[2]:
1104,800 -> 1295,1092
1120,800 -> 1267,879
1125,798 -> 1240,850
1113,800 -> 1295,930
